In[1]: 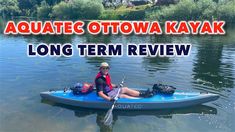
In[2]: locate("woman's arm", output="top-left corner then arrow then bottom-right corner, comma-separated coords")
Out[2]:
98,91 -> 112,101
111,83 -> 118,88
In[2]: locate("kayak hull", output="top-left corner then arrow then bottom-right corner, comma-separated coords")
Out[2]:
40,90 -> 219,110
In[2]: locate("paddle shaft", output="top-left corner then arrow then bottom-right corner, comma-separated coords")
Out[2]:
109,76 -> 125,109
110,86 -> 122,109
103,76 -> 125,125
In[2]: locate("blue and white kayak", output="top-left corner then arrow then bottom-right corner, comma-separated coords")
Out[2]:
40,90 -> 219,110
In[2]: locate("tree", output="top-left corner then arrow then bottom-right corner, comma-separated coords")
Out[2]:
51,1 -> 71,19
37,0 -> 52,18
45,0 -> 63,6
18,0 -> 38,16
0,0 -> 20,17
52,0 -> 104,19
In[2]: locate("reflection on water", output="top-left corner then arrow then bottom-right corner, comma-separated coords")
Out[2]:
142,57 -> 172,72
24,34 -> 75,44
193,43 -> 234,92
85,57 -> 112,69
149,35 -> 173,43
41,99 -> 217,132
82,34 -> 112,44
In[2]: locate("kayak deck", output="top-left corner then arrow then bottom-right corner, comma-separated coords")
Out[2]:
40,90 -> 219,110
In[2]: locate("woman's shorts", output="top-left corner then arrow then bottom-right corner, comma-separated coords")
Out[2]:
107,88 -> 122,99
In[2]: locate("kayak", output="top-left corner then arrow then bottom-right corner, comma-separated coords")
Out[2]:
40,90 -> 219,110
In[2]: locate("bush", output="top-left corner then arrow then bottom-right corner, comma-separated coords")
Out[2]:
100,10 -> 145,20
0,0 -> 20,17
196,0 -> 217,20
156,0 -> 198,21
99,4 -> 149,20
37,0 -> 52,18
99,10 -> 120,20
51,1 -> 71,19
145,0 -> 235,21
51,0 -> 104,20
81,0 -> 104,19
119,10 -> 145,20
217,1 -> 235,22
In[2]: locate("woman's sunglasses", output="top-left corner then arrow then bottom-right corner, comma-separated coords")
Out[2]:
101,67 -> 110,70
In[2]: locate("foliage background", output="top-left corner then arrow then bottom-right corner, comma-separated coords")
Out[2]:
0,0 -> 234,22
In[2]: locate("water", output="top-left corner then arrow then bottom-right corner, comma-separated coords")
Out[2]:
0,23 -> 235,132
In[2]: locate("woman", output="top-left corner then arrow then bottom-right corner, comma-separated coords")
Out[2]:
95,62 -> 153,101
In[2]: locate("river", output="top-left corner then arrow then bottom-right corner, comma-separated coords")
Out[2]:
0,22 -> 234,132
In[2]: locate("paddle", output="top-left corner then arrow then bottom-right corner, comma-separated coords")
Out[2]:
103,76 -> 125,126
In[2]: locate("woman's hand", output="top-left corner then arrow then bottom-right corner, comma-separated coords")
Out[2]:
98,91 -> 112,101
112,83 -> 118,88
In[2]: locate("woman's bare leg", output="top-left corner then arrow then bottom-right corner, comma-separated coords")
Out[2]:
121,87 -> 140,97
119,93 -> 139,99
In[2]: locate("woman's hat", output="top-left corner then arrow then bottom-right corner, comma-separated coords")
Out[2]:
100,62 -> 109,68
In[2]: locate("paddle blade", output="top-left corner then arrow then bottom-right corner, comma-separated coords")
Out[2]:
103,109 -> 113,126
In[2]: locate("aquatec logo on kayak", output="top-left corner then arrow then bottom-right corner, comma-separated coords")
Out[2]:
115,104 -> 144,109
